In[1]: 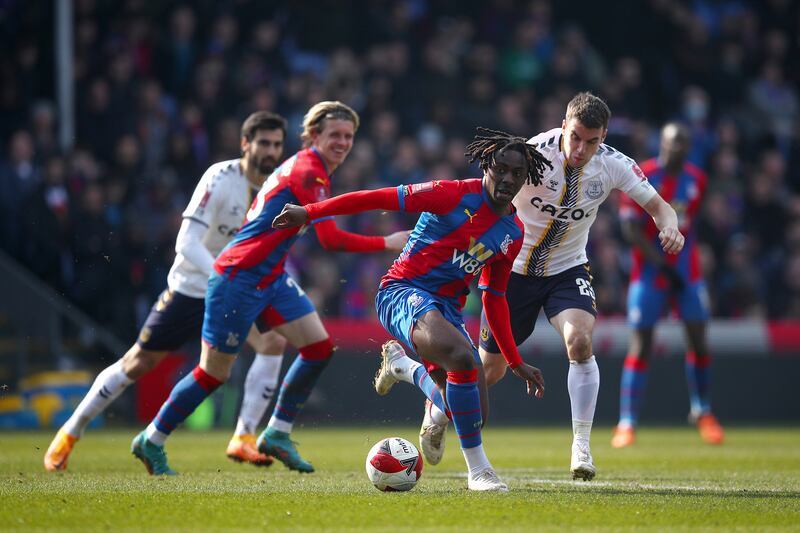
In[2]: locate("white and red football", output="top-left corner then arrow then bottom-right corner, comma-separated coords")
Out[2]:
365,437 -> 423,492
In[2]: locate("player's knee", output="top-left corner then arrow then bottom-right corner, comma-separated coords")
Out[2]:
483,356 -> 507,387
566,331 -> 593,362
444,348 -> 474,371
250,332 -> 287,354
299,337 -> 335,362
122,346 -> 164,379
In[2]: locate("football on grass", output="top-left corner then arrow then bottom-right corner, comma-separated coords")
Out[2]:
365,437 -> 423,491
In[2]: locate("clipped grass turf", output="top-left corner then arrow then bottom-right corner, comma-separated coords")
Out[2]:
1,427 -> 799,531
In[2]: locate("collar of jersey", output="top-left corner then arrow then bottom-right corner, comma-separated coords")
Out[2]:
309,147 -> 330,176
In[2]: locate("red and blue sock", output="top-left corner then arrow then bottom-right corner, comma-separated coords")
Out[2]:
271,339 -> 333,426
618,355 -> 648,427
685,351 -> 711,416
412,366 -> 449,418
152,366 -> 222,436
446,369 -> 482,449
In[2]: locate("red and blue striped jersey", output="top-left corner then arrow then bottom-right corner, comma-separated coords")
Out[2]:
620,158 -> 707,286
381,179 -> 524,309
214,147 -> 331,288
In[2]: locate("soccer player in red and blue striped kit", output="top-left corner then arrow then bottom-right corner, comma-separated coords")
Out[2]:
130,101 -> 409,475
273,128 -> 551,491
612,122 -> 724,448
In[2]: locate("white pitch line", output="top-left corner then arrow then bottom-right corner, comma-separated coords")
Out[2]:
424,472 -> 796,494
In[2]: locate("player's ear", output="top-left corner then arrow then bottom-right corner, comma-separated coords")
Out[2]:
561,118 -> 567,131
599,128 -> 607,144
240,136 -> 249,154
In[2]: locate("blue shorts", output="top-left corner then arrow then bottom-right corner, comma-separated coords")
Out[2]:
136,288 -> 205,351
375,282 -> 480,369
479,265 -> 597,353
202,271 -> 315,354
627,280 -> 710,328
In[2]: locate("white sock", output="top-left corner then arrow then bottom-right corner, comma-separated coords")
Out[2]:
145,423 -> 168,446
234,354 -> 283,437
430,402 -> 450,426
462,444 -> 492,477
267,416 -> 293,434
391,356 -> 422,385
568,355 -> 599,443
62,360 -> 133,437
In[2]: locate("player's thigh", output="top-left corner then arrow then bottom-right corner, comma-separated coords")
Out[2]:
627,281 -> 667,329
202,273 -> 266,354
412,309 -> 477,371
478,271 -> 543,356
136,288 -> 205,353
678,281 -> 711,324
542,264 -> 598,325
258,274 -> 325,348
246,326 -> 287,354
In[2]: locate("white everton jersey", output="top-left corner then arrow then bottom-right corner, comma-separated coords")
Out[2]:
167,159 -> 257,297
513,128 -> 656,277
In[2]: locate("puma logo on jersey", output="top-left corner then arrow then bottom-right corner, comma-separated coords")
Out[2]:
464,208 -> 478,223
451,237 -> 494,274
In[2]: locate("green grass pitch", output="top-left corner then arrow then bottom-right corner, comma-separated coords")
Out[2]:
1,426 -> 799,531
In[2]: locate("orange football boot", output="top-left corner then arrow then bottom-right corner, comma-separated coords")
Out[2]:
611,425 -> 636,448
226,434 -> 274,466
44,429 -> 78,471
696,414 -> 724,445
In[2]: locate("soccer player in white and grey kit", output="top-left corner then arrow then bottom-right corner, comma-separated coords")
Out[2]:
44,111 -> 290,471
418,92 -> 685,481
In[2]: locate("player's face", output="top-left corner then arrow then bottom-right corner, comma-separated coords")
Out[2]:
660,125 -> 689,168
312,118 -> 355,171
242,128 -> 285,175
484,148 -> 528,207
562,118 -> 606,168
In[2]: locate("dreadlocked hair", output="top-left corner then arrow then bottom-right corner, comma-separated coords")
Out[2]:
465,127 -> 553,186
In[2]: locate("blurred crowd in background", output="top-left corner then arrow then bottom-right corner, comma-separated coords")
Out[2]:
1,0 -> 799,342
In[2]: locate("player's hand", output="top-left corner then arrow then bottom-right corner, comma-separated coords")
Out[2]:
272,204 -> 308,229
659,264 -> 685,293
511,362 -> 545,398
659,227 -> 684,255
384,230 -> 411,252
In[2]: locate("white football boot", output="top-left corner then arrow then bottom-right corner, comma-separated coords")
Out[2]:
374,340 -> 408,395
570,440 -> 596,481
468,468 -> 509,492
419,399 -> 448,466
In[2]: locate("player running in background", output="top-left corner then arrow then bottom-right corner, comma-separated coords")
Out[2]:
45,111 -> 290,471
418,93 -> 685,481
612,122 -> 723,448
130,101 -> 409,475
272,128 -> 550,491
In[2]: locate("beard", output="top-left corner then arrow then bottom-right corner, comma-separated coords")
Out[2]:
255,155 -> 277,175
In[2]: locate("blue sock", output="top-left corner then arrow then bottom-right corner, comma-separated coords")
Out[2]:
153,366 -> 221,435
619,355 -> 648,427
686,351 -> 711,416
272,356 -> 329,425
412,366 -> 448,416
446,370 -> 482,449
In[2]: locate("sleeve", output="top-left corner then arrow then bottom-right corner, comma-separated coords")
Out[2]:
313,218 -> 385,252
304,186 -> 401,219
174,217 -> 215,276
182,167 -> 219,227
398,180 -> 463,214
616,159 -> 657,207
478,237 -> 524,368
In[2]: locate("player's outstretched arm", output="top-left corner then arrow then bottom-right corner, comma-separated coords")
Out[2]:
642,194 -> 685,255
480,260 -> 545,398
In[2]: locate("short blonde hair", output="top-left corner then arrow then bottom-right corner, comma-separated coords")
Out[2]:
300,101 -> 360,147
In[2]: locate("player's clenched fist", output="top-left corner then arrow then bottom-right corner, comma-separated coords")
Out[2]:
272,203 -> 308,228
659,227 -> 684,255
